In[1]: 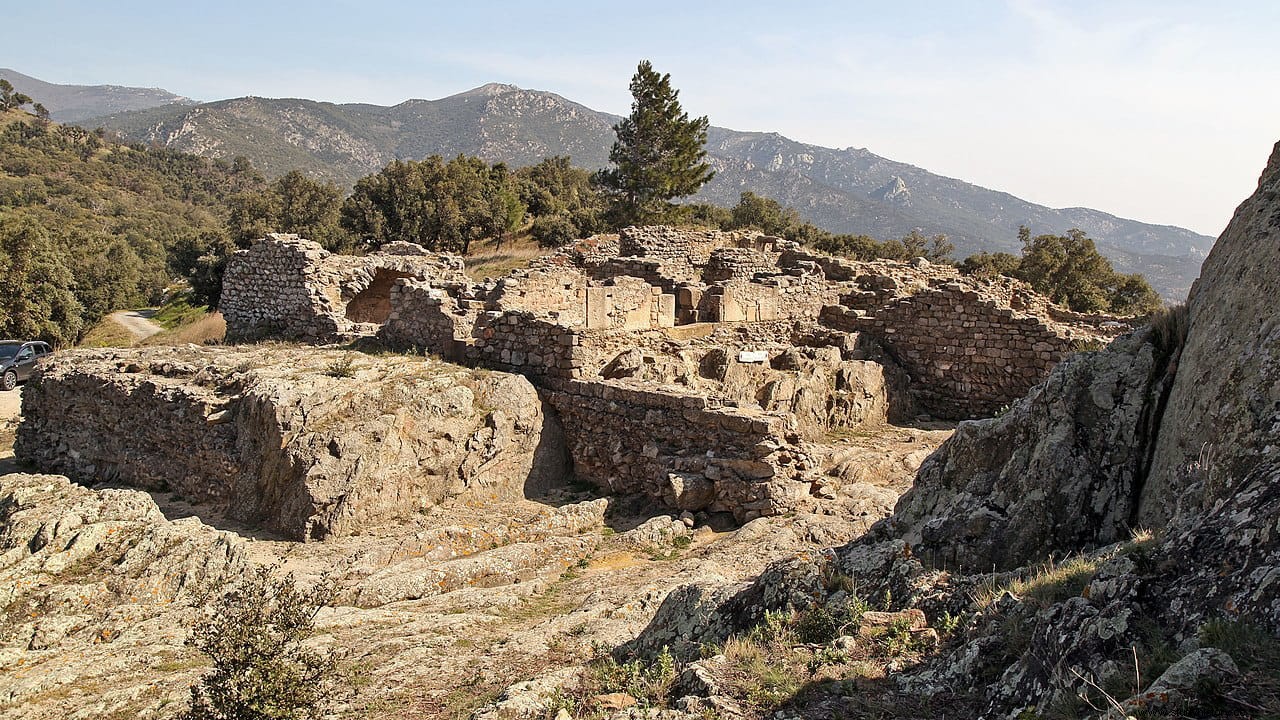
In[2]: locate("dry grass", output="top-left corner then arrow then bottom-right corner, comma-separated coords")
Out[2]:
80,316 -> 141,347
141,312 -> 226,346
1148,302 -> 1189,364
464,232 -> 547,280
976,530 -> 1158,611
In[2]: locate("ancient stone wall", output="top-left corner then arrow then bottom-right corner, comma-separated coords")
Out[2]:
15,364 -> 241,505
822,282 -> 1103,418
381,281 -> 474,361
220,234 -> 467,342
541,378 -> 814,522
463,311 -> 587,378
220,235 -> 342,342
703,247 -> 778,283
488,269 -> 588,326
616,226 -> 750,283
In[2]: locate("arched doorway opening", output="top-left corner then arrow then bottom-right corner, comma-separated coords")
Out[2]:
345,269 -> 415,324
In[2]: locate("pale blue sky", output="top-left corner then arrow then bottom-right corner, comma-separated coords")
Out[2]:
12,0 -> 1280,236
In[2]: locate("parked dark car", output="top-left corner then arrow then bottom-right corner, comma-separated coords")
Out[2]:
0,341 -> 53,391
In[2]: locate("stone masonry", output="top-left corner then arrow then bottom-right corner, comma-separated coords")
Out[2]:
541,378 -> 814,523
220,233 -> 468,343
204,226 -> 1127,523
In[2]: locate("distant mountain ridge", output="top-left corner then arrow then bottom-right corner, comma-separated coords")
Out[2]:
0,68 -> 195,124
5,69 -> 1209,297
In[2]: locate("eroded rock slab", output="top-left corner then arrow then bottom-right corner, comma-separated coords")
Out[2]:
0,473 -> 247,717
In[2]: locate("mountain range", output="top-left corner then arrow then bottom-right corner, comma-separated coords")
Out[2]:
1,69 -> 1210,298
0,68 -> 194,124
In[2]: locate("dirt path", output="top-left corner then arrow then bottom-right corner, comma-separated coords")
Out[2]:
0,391 -> 19,423
108,309 -> 164,340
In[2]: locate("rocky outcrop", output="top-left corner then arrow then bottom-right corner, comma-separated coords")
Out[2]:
883,329 -> 1164,571
1142,142 -> 1280,525
0,473 -> 247,716
16,347 -> 566,540
858,144 -> 1280,574
601,142 -> 1280,717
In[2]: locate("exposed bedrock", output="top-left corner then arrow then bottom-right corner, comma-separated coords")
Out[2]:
888,143 -> 1280,572
15,347 -> 567,540
1143,142 -> 1280,525
883,328 -> 1168,571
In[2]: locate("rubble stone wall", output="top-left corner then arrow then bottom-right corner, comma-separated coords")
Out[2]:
220,235 -> 343,342
703,247 -> 778,283
617,226 -> 748,282
220,234 -> 467,342
15,367 -> 241,505
16,348 -> 565,541
823,283 -> 1093,418
381,281 -> 473,361
541,378 -> 814,522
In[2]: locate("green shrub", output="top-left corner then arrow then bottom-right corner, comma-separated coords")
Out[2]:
183,567 -> 344,720
325,354 -> 356,378
589,646 -> 678,708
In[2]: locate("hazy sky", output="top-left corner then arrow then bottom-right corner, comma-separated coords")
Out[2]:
11,0 -> 1279,237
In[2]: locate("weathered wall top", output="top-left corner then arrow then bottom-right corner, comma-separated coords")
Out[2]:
16,346 -> 565,541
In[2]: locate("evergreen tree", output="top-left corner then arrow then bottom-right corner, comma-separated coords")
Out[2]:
0,216 -> 83,344
0,79 -> 32,112
597,61 -> 714,225
340,155 -> 524,253
516,156 -> 603,247
227,171 -> 352,252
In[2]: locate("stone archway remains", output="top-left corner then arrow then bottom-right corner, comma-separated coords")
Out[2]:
346,269 -> 416,325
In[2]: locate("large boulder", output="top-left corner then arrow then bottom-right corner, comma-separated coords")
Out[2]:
882,329 -> 1166,571
1142,141 -> 1280,525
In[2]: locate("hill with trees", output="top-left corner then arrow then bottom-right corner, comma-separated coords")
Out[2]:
0,108 -> 263,344
72,76 -> 1210,298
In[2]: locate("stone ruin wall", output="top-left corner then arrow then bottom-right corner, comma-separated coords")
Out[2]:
17,348 -> 566,541
230,231 -> 1124,425
703,246 -> 779,283
220,235 -> 343,342
618,225 -> 728,271
541,378 -> 814,522
209,229 -> 1132,527
16,363 -> 241,505
220,234 -> 467,343
823,281 -> 1117,417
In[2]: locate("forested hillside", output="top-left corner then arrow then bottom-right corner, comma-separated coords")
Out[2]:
0,109 -> 262,344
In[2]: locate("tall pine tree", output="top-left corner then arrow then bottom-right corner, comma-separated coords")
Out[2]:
597,61 -> 714,226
